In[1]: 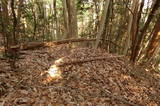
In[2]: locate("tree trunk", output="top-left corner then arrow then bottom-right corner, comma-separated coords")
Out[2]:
62,0 -> 69,39
53,0 -> 60,39
123,0 -> 134,55
10,0 -> 18,70
131,0 -> 160,62
11,0 -> 17,45
130,0 -> 144,62
0,1 -> 3,45
95,0 -> 110,48
31,4 -> 37,38
146,16 -> 160,59
17,0 -> 24,41
1,0 -> 10,55
66,0 -> 78,38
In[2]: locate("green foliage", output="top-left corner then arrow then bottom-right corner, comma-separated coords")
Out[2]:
77,0 -> 93,15
22,2 -> 34,20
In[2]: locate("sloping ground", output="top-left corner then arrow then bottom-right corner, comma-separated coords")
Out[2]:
0,44 -> 160,106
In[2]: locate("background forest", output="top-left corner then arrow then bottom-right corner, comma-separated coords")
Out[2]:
0,0 -> 160,70
1,0 -> 160,105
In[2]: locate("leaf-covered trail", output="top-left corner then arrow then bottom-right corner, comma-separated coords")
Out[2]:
0,44 -> 160,106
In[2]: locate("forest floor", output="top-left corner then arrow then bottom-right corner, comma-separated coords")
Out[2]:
0,44 -> 160,106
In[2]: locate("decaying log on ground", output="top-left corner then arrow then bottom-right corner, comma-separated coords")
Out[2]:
55,55 -> 124,67
0,38 -> 121,51
11,38 -> 96,50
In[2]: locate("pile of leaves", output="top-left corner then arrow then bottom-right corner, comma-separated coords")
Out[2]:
0,44 -> 160,105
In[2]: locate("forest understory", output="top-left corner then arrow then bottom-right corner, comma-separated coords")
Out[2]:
0,44 -> 160,106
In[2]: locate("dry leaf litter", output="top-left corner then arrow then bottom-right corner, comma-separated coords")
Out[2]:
0,44 -> 160,106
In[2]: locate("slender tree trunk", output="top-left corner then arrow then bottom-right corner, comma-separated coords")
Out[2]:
0,1 -> 3,46
123,1 -> 134,55
31,4 -> 37,39
95,0 -> 110,48
66,0 -> 78,38
63,0 -> 69,38
17,0 -> 24,41
1,0 -> 10,55
53,0 -> 60,39
100,0 -> 112,50
130,0 -> 144,62
11,0 -> 17,45
93,1 -> 99,33
10,0 -> 18,70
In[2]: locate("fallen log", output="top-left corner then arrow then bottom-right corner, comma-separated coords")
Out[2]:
55,55 -> 124,67
11,38 -> 96,50
52,38 -> 96,44
0,38 -> 122,51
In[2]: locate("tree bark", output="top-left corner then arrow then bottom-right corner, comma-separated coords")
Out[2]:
17,0 -> 24,41
1,0 -> 10,55
130,0 -> 144,62
66,0 -> 78,38
11,0 -> 17,45
146,16 -> 160,59
123,0 -> 134,55
53,0 -> 60,39
63,0 -> 69,38
131,0 -> 160,62
10,0 -> 18,70
95,0 -> 110,48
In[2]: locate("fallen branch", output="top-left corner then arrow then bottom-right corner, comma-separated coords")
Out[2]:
56,55 -> 124,67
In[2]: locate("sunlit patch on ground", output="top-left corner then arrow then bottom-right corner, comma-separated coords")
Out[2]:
55,58 -> 63,64
122,75 -> 131,79
44,42 -> 56,47
42,65 -> 62,84
158,31 -> 160,36
145,69 -> 149,72
42,58 -> 64,84
48,65 -> 61,78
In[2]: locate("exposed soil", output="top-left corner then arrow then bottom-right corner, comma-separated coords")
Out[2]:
0,44 -> 160,106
